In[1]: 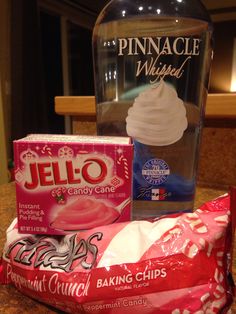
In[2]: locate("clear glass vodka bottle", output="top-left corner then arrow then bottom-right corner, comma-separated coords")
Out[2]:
93,0 -> 213,219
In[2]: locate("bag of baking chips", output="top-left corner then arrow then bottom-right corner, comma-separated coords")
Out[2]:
0,189 -> 235,313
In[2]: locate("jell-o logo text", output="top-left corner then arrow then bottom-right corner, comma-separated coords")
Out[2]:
24,157 -> 108,190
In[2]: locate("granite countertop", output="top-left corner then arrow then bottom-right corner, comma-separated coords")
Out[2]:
0,182 -> 235,313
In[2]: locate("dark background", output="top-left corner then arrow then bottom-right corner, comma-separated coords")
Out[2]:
10,0 -> 236,144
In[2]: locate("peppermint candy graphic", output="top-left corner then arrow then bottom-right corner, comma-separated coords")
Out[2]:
184,213 -> 208,234
182,238 -> 199,258
58,146 -> 74,159
117,155 -> 129,179
20,149 -> 38,163
214,215 -> 229,227
41,145 -> 53,158
161,225 -> 182,243
51,187 -> 67,204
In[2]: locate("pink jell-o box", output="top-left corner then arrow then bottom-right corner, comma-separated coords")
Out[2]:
14,134 -> 133,235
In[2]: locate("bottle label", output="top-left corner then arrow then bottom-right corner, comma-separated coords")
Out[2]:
142,158 -> 170,186
116,34 -> 204,205
118,36 -> 201,83
133,141 -> 195,203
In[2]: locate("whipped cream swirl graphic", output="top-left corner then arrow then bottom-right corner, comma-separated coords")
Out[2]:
126,80 -> 188,146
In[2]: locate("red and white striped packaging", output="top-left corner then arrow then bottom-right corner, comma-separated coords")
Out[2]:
0,189 -> 235,313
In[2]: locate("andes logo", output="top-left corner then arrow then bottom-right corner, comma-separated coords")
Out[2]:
24,158 -> 108,190
5,232 -> 103,272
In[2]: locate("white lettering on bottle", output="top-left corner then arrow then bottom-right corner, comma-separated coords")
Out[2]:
118,38 -> 128,55
136,54 -> 192,82
117,36 -> 200,82
118,37 -> 201,56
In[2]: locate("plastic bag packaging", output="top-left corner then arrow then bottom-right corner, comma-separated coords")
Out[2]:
1,189 -> 235,313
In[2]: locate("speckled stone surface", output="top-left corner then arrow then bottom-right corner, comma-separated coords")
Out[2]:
0,182 -> 16,252
199,128 -> 236,188
0,183 -> 235,313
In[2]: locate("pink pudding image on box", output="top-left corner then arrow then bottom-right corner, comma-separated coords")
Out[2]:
51,197 -> 130,231
13,134 -> 133,235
